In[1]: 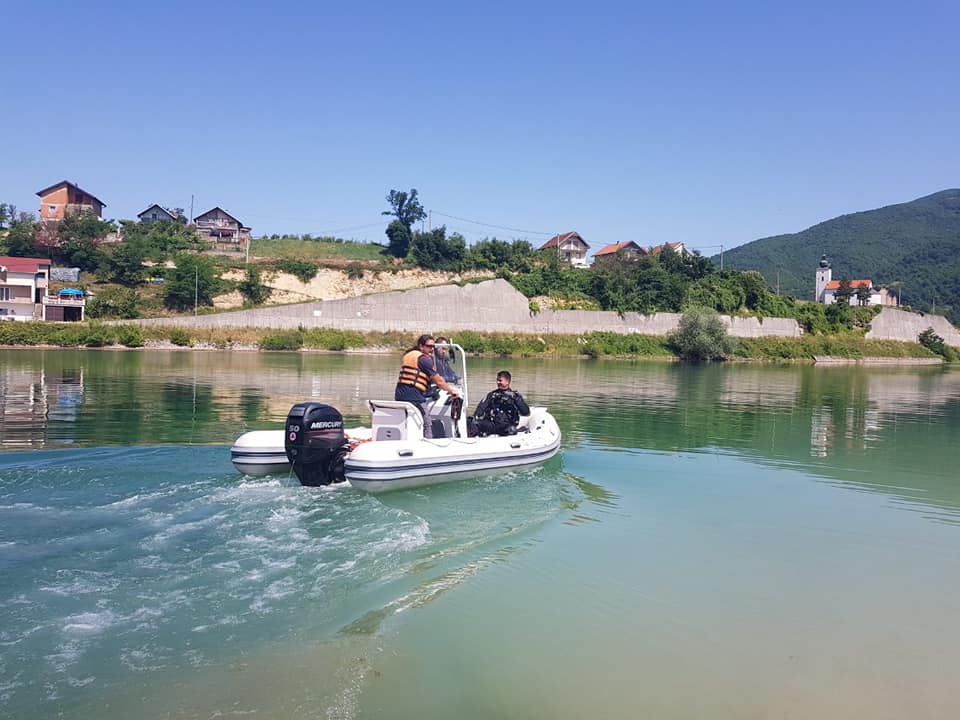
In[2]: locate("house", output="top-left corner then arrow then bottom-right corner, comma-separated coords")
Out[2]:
36,181 -> 105,222
539,231 -> 590,268
814,254 -> 895,306
0,255 -> 84,322
193,207 -> 251,248
592,241 -> 646,266
137,204 -> 180,225
648,241 -> 687,256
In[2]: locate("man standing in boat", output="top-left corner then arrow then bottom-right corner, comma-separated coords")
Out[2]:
472,370 -> 530,436
395,334 -> 459,439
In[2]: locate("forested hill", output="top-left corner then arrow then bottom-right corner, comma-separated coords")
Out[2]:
717,189 -> 960,321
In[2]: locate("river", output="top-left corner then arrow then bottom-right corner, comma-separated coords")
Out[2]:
1,349 -> 959,719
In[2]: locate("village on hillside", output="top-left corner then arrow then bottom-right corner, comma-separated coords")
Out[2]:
0,180 -> 909,326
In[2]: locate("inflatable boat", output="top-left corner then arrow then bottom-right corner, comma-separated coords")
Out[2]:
230,343 -> 561,493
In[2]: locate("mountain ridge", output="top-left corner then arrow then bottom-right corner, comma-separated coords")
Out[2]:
717,189 -> 960,321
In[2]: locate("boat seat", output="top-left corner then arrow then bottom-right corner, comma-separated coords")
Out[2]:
368,400 -> 423,441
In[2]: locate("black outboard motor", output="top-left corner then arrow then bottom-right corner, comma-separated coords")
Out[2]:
284,402 -> 348,486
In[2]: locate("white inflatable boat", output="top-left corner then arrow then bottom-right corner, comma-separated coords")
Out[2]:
230,344 -> 561,493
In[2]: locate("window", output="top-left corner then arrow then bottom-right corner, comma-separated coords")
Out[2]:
0,288 -> 10,301
49,205 -> 57,215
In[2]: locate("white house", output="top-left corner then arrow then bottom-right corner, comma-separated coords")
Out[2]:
0,256 -> 85,322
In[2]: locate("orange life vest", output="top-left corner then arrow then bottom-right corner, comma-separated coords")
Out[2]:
397,349 -> 431,392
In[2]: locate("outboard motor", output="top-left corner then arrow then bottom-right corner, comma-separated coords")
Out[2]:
284,402 -> 348,486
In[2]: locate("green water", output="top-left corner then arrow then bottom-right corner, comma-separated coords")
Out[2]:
1,350 -> 959,719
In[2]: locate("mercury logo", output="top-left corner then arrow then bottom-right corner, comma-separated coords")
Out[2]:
310,421 -> 342,429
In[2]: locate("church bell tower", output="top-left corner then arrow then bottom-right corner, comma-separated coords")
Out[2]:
815,254 -> 832,303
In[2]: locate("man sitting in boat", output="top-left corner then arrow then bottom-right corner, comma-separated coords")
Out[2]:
434,337 -> 459,383
472,370 -> 530,436
395,334 -> 460,439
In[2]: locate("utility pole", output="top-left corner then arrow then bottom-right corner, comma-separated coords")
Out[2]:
776,268 -> 780,296
428,210 -> 432,231
190,195 -> 194,224
194,265 -> 198,317
720,244 -> 724,270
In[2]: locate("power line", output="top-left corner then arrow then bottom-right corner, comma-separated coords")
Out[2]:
430,210 -> 554,236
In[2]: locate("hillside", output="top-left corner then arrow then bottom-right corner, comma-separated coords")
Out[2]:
718,189 -> 960,322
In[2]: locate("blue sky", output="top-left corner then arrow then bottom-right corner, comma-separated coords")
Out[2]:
2,0 -> 957,256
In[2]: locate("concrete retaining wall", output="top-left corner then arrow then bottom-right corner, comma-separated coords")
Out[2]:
138,279 -> 805,338
865,307 -> 960,348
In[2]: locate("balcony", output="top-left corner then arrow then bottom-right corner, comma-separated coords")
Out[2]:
43,296 -> 86,307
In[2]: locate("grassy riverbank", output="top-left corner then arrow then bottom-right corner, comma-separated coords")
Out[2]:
0,321 -> 948,361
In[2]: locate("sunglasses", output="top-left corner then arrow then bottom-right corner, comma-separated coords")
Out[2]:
423,343 -> 436,349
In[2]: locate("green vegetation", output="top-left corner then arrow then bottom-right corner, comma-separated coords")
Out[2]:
0,321 -> 949,361
252,236 -> 386,262
383,189 -> 427,258
919,327 -> 958,361
164,254 -> 221,311
275,259 -> 320,283
668,307 -> 737,361
722,188 -> 960,322
259,330 -> 305,351
237,266 -> 272,305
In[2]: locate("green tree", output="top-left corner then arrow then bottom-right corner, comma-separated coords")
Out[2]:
58,208 -> 115,243
383,189 -> 426,257
409,226 -> 466,270
833,279 -> 854,305
385,219 -> 413,259
856,284 -> 872,306
164,254 -> 220,311
1,211 -> 38,256
668,306 -> 736,361
103,240 -> 148,286
238,266 -> 271,305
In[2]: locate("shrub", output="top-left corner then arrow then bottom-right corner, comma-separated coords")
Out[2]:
86,287 -> 141,319
918,327 -> 957,361
277,259 -> 319,283
303,328 -> 364,351
116,324 -> 145,348
238,266 -> 272,305
260,330 -> 304,350
169,328 -> 193,347
344,262 -> 365,280
668,306 -> 736,361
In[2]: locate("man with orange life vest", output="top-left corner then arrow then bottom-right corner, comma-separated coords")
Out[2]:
395,334 -> 459,438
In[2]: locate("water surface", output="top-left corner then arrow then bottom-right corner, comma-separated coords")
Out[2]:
1,350 -> 959,719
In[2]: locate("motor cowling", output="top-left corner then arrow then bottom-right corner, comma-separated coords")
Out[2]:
284,402 -> 347,486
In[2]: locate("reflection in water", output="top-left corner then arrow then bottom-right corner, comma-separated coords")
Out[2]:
0,364 -> 84,447
3,350 -> 960,719
1,350 -> 958,513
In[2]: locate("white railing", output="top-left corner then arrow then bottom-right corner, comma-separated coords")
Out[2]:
43,296 -> 86,307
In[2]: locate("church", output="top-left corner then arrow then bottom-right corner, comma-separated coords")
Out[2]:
814,255 -> 896,306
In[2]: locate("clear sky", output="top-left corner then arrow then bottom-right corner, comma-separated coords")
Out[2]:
2,0 -> 957,256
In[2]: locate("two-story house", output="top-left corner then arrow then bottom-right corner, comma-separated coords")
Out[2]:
592,241 -> 646,266
540,231 -> 590,268
0,256 -> 85,322
36,181 -> 105,222
137,204 -> 180,225
193,207 -> 251,249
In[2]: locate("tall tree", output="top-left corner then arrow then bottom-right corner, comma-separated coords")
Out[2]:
834,279 -> 854,305
382,189 -> 426,257
164,253 -> 220,311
